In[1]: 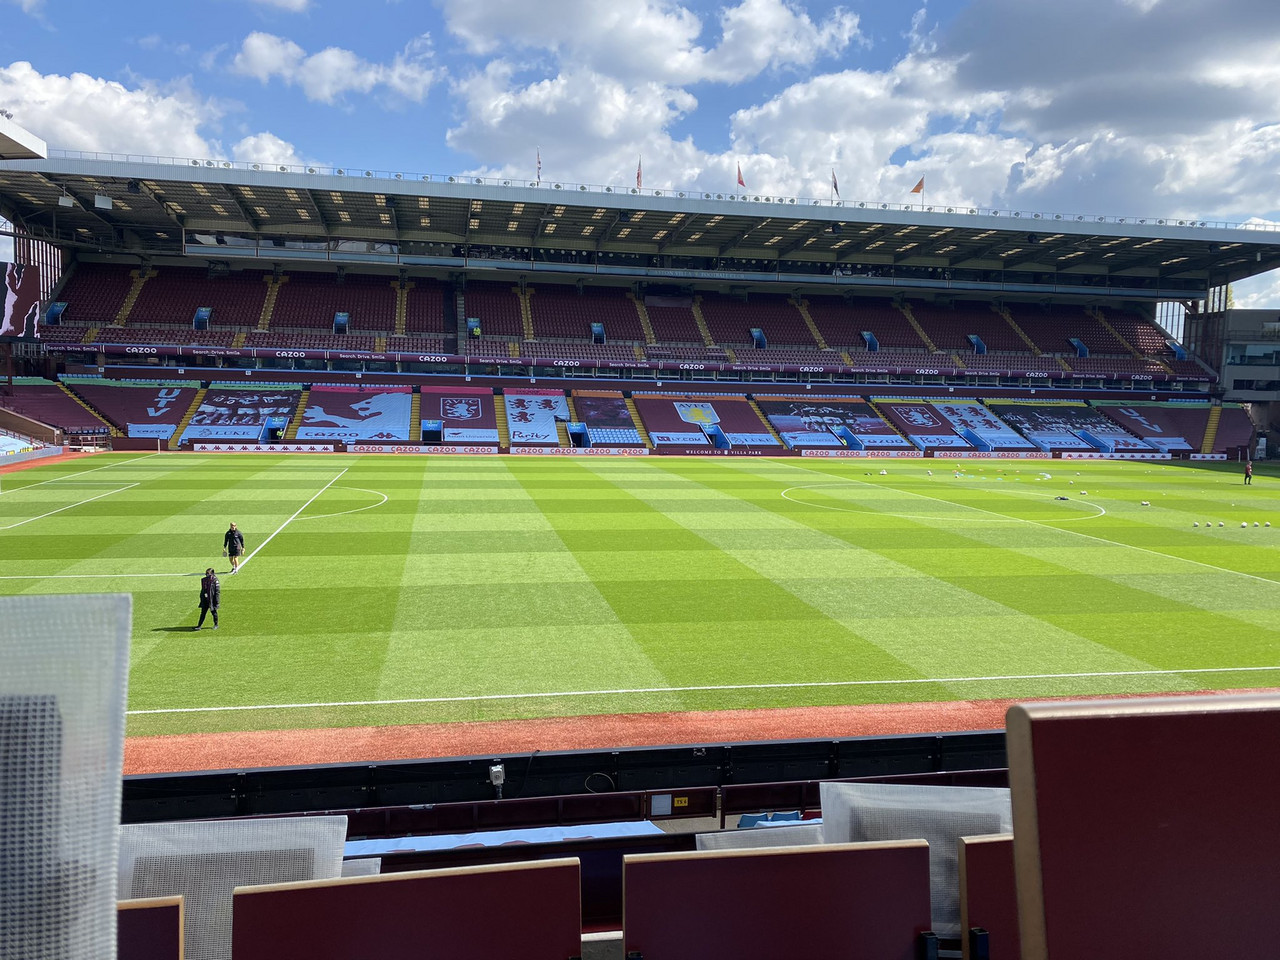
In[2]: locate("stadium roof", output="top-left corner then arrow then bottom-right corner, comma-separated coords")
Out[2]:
3,151 -> 1280,291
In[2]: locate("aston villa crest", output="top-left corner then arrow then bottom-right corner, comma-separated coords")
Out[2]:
443,397 -> 481,420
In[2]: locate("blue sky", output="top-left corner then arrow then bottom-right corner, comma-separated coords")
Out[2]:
2,0 -> 1280,304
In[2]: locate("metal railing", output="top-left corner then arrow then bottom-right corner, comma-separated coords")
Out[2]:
42,148 -> 1280,234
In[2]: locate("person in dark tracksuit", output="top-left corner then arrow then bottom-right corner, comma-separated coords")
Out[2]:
195,567 -> 220,630
1245,461 -> 1253,485
223,522 -> 245,573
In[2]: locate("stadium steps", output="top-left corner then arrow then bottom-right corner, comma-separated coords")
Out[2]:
628,292 -> 658,344
893,301 -> 936,352
114,270 -> 150,326
257,275 -> 286,331
59,383 -> 119,436
841,350 -> 853,365
565,394 -> 579,423
633,344 -> 646,360
1090,308 -> 1144,358
747,398 -> 785,446
494,395 -> 511,447
796,299 -> 829,349
508,341 -> 521,358
1056,356 -> 1073,372
1200,405 -> 1222,454
393,280 -> 410,336
725,347 -> 737,362
170,387 -> 207,450
624,395 -> 653,447
455,291 -> 467,341
409,391 -> 422,442
231,331 -> 247,348
517,287 -> 536,340
951,353 -> 966,370
556,420 -> 572,448
691,297 -> 716,346
995,303 -> 1041,355
283,389 -> 309,441
375,335 -> 387,352
81,325 -> 99,345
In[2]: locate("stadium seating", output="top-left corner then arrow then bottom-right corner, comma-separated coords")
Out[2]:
1098,308 -> 1175,355
632,394 -> 777,448
910,302 -> 1028,353
699,293 -> 815,346
128,267 -> 268,328
874,399 -> 976,451
1064,355 -> 1171,379
983,400 -> 1152,453
243,331 -> 380,352
1092,401 -> 1209,453
644,299 -> 703,343
528,284 -> 647,341
1212,404 -> 1256,453
1007,305 -> 1129,355
462,281 -> 525,338
572,391 -> 644,446
92,326 -> 238,346
0,380 -> 111,433
65,380 -> 200,440
296,386 -> 413,442
403,279 -> 448,336
526,342 -> 639,363
271,272 -> 397,331
959,835 -> 1019,960
384,335 -> 448,355
57,262 -> 137,325
504,389 -> 568,445
462,337 -> 518,358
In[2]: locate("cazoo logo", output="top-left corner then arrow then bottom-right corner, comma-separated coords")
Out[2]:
914,368 -> 940,375
274,351 -> 306,358
416,355 -> 449,362
124,346 -> 158,354
552,360 -> 581,367
799,366 -> 825,373
678,363 -> 706,370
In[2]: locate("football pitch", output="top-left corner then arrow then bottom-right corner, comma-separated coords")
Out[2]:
2,452 -> 1278,738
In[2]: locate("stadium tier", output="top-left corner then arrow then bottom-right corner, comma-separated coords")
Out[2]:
527,284 -> 647,341
873,399 -> 976,451
270,271 -> 398,332
403,279 -> 449,336
1092,400 -> 1211,453
699,292 -> 816,346
983,400 -> 1153,454
643,296 -> 703,343
55,262 -> 137,325
757,397 -> 907,450
910,302 -> 1028,353
1006,304 -> 1129,355
805,296 -> 909,349
929,399 -> 1037,451
1211,403 -> 1257,454
127,267 -> 269,328
462,281 -> 526,339
178,384 -> 303,444
0,379 -> 112,434
571,390 -> 645,446
64,379 -> 201,441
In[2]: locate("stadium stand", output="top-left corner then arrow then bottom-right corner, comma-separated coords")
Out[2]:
462,281 -> 526,339
419,386 -> 500,444
1063,355 -> 1172,379
0,432 -> 36,455
1210,403 -> 1256,454
127,267 -> 268,329
94,325 -> 238,347
402,278 -> 449,336
1007,693 -> 1280,960
528,284 -> 647,341
296,385 -> 413,442
572,390 -> 645,446
623,842 -> 932,959
232,859 -> 582,960
806,295 -> 918,350
983,400 -> 1146,453
504,389 -> 569,445
56,262 -> 136,325
269,272 -> 397,332
118,898 -> 184,960
633,395 -> 710,446
1007,304 -> 1129,355
632,394 -> 777,449
874,399 -> 976,451
758,397 -> 913,450
0,378 -> 112,434
64,379 -> 201,441
1090,400 -> 1209,453
929,399 -> 1038,451
1097,307 -> 1176,355
643,295 -> 703,343
910,302 -> 1027,354
178,385 -> 303,444
699,292 -> 815,346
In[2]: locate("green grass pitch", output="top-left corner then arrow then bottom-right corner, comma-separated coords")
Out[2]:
2,452 -> 1278,738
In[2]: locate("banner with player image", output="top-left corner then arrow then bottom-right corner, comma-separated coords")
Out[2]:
1,262 -> 40,339
181,390 -> 300,440
297,386 -> 413,441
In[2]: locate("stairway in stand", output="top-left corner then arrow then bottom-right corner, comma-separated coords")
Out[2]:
408,391 -> 422,443
283,389 -> 310,441
624,395 -> 653,448
169,387 -> 207,450
1200,405 -> 1222,454
495,395 -> 511,448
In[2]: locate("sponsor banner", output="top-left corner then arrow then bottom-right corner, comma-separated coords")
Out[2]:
908,433 -> 973,449
650,431 -> 708,446
1060,452 -> 1172,460
445,427 -> 501,443
127,423 -> 177,439
348,444 -> 501,454
193,442 -> 335,452
509,446 -> 650,456
801,449 -> 925,458
505,391 -> 569,445
782,432 -> 843,448
858,434 -> 914,448
1189,453 -> 1228,461
724,433 -> 780,447
183,425 -> 263,440
932,451 -> 1053,460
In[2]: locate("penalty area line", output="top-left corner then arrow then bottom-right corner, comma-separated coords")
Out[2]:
126,664 -> 1280,715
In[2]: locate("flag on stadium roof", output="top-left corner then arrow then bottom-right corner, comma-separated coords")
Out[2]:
736,162 -> 745,188
637,156 -> 642,190
910,176 -> 925,194
831,169 -> 840,199
536,148 -> 542,183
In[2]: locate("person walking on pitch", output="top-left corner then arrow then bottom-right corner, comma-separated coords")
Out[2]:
1245,461 -> 1253,485
223,521 -> 245,573
195,567 -> 220,630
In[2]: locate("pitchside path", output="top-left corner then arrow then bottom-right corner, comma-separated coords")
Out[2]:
0,453 -> 1277,738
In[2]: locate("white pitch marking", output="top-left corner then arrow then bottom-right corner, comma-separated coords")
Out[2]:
126,664 -> 1280,715
0,483 -> 139,530
0,571 -> 199,581
0,452 -> 162,492
235,467 -> 350,572
784,466 -> 1280,587
780,482 -> 1106,524
296,486 -> 388,521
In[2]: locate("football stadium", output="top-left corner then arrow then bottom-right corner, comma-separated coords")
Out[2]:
3,96 -> 1280,957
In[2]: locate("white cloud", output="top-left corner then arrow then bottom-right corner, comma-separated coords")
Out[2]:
3,0 -> 42,14
231,31 -> 440,103
247,0 -> 311,10
232,131 -> 305,167
1233,269 -> 1280,309
439,0 -> 859,85
0,61 -> 222,157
